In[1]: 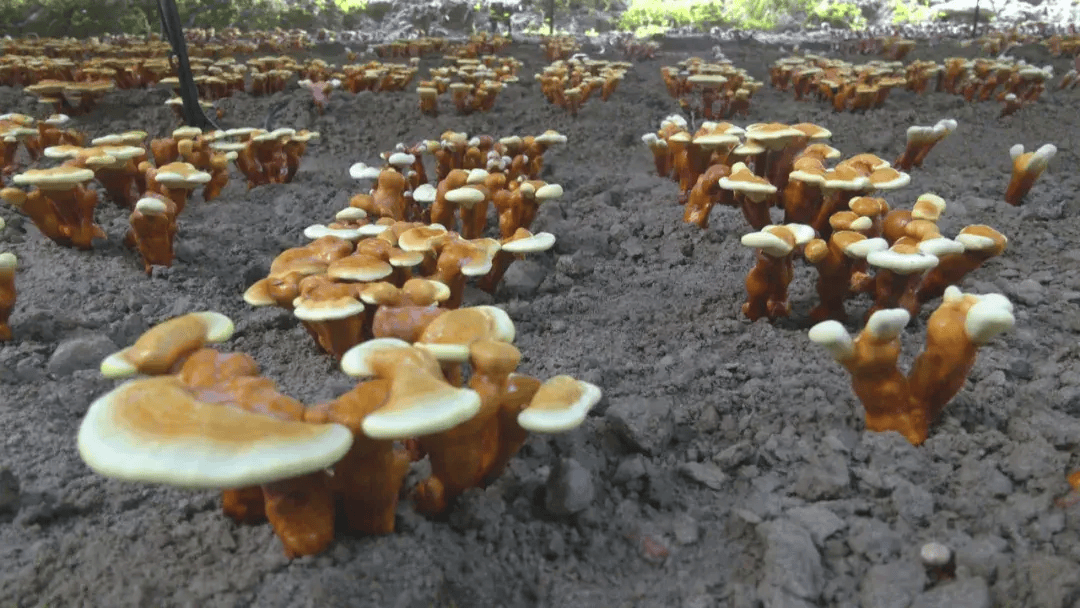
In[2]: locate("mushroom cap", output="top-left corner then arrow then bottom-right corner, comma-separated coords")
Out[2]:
412,183 -> 437,204
742,228 -> 794,258
533,130 -> 567,145
745,123 -> 806,149
415,306 -> 516,362
955,225 -> 1007,253
398,224 -> 449,252
719,162 -> 777,195
534,183 -> 564,200
517,375 -> 602,433
823,165 -> 871,191
303,223 -> 367,241
917,237 -> 965,257
339,339 -> 482,439
387,151 -> 415,167
327,254 -> 394,282
867,167 -> 911,190
155,162 -> 212,187
808,320 -> 855,361
445,186 -> 486,206
77,376 -> 353,489
100,311 -> 235,378
945,287 -> 1015,345
0,252 -> 16,269
865,308 -> 912,340
801,143 -> 842,160
843,236 -> 888,259
134,197 -> 169,215
13,166 -> 95,189
294,293 -> 366,322
790,122 -> 832,140
349,162 -> 382,180
867,245 -> 940,274
502,231 -> 556,253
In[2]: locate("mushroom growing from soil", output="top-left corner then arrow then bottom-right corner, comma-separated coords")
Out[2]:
893,119 -> 957,171
740,224 -> 815,321
77,375 -> 352,558
917,225 -> 1007,304
865,243 -> 940,318
128,196 -> 178,275
99,311 -> 236,377
809,287 -> 1014,445
803,232 -> 888,323
6,165 -> 103,249
0,252 -> 15,340
720,162 -> 779,230
1004,143 -> 1056,206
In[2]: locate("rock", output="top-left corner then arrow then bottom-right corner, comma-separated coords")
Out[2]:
1001,437 -> 1064,482
47,333 -> 118,377
786,506 -> 846,548
911,577 -> 991,608
956,535 -> 1008,580
860,560 -> 927,608
756,519 -> 824,605
605,395 -> 674,455
846,518 -> 902,563
1010,278 -> 1045,307
1014,555 -> 1080,608
678,462 -> 728,490
672,513 -> 700,545
544,458 -> 594,516
0,467 -> 19,514
499,259 -> 548,298
890,478 -> 935,523
792,452 -> 851,500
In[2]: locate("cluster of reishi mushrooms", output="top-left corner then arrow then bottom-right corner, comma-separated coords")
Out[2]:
77,310 -> 602,557
540,35 -> 582,62
1,121 -> 317,275
661,57 -> 762,120
770,53 -> 1063,116
244,128 -> 566,359
644,115 -> 1033,444
417,55 -> 521,116
536,57 -> 628,116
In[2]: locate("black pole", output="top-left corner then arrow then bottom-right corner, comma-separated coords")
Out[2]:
971,0 -> 979,38
548,0 -> 554,35
158,0 -> 219,130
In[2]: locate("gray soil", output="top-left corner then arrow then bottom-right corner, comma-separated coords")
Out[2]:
1,37 -> 1079,608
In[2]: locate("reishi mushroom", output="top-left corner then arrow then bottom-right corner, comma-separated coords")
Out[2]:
809,287 -> 1014,444
1004,143 -> 1056,206
0,252 -> 15,340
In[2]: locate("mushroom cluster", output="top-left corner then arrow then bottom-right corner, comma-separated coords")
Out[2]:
418,55 -> 521,116
661,57 -> 762,120
78,310 -> 601,557
810,287 -> 1014,445
770,54 -> 1054,116
540,35 -> 581,62
536,57 -> 628,116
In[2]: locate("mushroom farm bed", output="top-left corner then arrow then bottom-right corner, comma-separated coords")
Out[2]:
1,34 -> 1080,607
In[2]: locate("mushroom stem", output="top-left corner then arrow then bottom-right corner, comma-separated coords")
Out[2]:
261,474 -> 337,558
1004,143 -> 1056,206
738,192 -> 773,231
907,288 -> 1015,422
304,380 -> 412,535
0,253 -> 16,341
682,164 -> 732,229
743,249 -> 795,321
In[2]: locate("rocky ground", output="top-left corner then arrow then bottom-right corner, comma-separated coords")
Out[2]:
1,34 -> 1079,608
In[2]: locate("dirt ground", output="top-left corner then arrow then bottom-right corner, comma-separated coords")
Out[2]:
1,36 -> 1079,608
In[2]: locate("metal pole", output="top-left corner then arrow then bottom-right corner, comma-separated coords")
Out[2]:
548,0 -> 554,35
971,0 -> 979,38
158,0 -> 219,130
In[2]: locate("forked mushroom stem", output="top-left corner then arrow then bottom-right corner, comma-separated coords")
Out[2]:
0,253 -> 16,341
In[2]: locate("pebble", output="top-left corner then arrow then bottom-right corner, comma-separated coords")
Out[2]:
47,333 -> 118,377
911,577 -> 990,608
757,519 -> 824,604
544,458 -> 594,516
604,396 -> 674,456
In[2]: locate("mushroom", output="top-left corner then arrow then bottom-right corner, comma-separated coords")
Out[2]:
478,227 -> 557,294
0,252 -> 15,341
128,196 -> 178,275
411,339 -> 525,514
1005,143 -> 1056,206
810,287 -> 1013,444
78,375 -> 352,557
100,311 -> 235,378
719,162 -> 779,230
244,236 -> 355,310
865,243 -> 940,318
414,305 -> 516,385
740,224 -> 815,321
339,338 -> 482,439
9,165 -> 103,249
147,161 -> 212,214
893,119 -> 957,171
683,163 -> 734,229
803,232 -> 888,322
367,278 -> 452,342
917,225 -> 1007,304
292,275 -> 368,359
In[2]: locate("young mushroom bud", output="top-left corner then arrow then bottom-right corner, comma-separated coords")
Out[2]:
1005,143 -> 1056,206
128,196 -> 178,275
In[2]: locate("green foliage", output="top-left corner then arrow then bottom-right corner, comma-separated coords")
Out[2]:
891,0 -> 932,24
